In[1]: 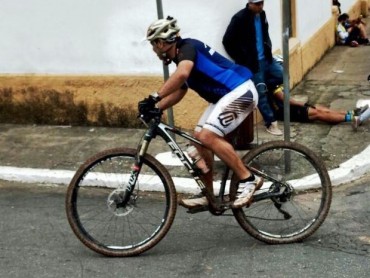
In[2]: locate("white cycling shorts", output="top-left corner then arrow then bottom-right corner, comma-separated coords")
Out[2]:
195,79 -> 258,137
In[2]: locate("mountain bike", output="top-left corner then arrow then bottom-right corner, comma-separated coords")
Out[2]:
65,108 -> 332,257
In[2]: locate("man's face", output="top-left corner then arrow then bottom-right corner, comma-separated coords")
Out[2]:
151,40 -> 167,61
151,40 -> 173,64
249,1 -> 264,14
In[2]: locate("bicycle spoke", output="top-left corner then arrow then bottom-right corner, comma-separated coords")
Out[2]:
232,141 -> 331,243
66,148 -> 177,256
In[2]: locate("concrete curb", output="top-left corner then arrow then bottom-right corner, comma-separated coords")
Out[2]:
1,146 -> 370,193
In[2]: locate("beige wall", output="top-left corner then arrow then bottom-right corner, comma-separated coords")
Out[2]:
1,1 -> 367,129
0,16 -> 349,130
0,74 -> 208,128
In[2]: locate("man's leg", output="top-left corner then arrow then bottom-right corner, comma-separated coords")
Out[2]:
179,126 -> 252,209
308,106 -> 346,123
193,131 -> 214,193
197,129 -> 250,181
199,83 -> 263,208
252,61 -> 279,129
179,81 -> 263,208
266,58 -> 284,86
198,129 -> 263,209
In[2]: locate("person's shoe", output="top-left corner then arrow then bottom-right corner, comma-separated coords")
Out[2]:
266,121 -> 283,136
179,195 -> 208,209
354,104 -> 369,116
231,176 -> 264,209
359,38 -> 370,45
350,40 -> 359,47
352,116 -> 361,131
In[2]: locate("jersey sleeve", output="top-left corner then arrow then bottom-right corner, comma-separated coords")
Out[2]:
177,42 -> 197,63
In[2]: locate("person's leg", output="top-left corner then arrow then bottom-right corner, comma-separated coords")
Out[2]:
266,58 -> 284,87
358,23 -> 369,41
347,27 -> 361,45
252,60 -> 279,131
200,81 -> 258,181
201,81 -> 263,208
198,129 -> 250,180
181,80 -> 263,208
178,105 -> 216,209
264,59 -> 284,135
192,104 -> 215,193
308,106 -> 347,123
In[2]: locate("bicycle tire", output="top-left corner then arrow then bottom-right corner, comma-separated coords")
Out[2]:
231,141 -> 332,244
65,148 -> 177,257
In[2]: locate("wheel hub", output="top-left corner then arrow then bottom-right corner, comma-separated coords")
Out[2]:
107,189 -> 133,216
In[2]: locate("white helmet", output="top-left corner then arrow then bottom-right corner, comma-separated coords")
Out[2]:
146,16 -> 180,43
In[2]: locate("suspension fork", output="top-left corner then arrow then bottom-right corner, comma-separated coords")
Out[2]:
121,127 -> 155,205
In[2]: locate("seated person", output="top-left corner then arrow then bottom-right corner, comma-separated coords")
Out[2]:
268,85 -> 370,125
337,13 -> 369,46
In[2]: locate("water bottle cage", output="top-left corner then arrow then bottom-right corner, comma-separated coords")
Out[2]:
192,165 -> 203,176
192,157 -> 202,165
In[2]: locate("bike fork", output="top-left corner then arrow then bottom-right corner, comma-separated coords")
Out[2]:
121,138 -> 151,206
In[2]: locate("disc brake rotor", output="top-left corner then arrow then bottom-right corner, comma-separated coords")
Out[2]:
107,189 -> 134,216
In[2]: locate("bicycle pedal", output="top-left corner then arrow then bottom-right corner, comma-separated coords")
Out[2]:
186,205 -> 209,214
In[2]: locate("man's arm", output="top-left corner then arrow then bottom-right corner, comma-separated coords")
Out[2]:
156,60 -> 193,110
156,87 -> 187,111
223,16 -> 243,61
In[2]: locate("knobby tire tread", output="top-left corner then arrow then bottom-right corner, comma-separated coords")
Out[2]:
65,147 -> 177,257
232,141 -> 332,244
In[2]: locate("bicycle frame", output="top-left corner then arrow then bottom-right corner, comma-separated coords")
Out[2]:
130,115 -> 294,216
133,116 -> 232,214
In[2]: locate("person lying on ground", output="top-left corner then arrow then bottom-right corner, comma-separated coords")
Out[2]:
268,85 -> 370,125
337,13 -> 369,47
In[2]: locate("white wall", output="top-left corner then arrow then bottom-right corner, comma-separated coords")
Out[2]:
339,0 -> 360,13
0,0 -> 336,75
296,1 -> 332,44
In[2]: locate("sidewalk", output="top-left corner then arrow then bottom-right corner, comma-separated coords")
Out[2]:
1,20 -> 370,191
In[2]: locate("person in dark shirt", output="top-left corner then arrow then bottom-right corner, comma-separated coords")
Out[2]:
223,0 -> 283,136
139,16 -> 263,209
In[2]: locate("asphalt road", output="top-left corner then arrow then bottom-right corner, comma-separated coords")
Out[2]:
0,177 -> 369,278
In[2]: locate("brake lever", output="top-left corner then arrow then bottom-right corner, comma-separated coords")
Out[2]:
138,114 -> 149,127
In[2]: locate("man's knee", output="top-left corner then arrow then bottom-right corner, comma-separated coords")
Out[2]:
307,107 -> 319,120
196,129 -> 220,147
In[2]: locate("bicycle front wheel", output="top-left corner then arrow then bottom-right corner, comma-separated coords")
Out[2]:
66,148 -> 177,257
231,141 -> 332,244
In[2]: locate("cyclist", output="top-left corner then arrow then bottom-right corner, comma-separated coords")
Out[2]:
139,16 -> 263,209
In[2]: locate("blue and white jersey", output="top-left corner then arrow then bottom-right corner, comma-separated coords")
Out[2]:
174,38 -> 253,103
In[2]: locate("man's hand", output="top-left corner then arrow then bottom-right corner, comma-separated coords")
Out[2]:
138,96 -> 157,114
138,94 -> 163,122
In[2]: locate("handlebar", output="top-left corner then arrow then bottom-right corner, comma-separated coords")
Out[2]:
138,108 -> 163,125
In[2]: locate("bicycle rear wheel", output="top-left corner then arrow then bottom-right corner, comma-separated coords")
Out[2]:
66,148 -> 177,257
231,141 -> 332,244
